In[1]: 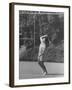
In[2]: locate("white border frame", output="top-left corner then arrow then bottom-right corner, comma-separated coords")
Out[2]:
14,4 -> 69,86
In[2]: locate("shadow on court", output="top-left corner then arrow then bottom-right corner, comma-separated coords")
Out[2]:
19,61 -> 64,79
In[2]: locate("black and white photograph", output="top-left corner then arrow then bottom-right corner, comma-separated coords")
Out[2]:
9,3 -> 70,87
19,10 -> 64,79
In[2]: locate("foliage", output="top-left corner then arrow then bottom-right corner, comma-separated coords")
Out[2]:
19,11 -> 64,63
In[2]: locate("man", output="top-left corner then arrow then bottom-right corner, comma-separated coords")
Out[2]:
38,34 -> 49,76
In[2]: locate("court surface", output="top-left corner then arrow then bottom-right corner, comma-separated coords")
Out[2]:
19,61 -> 64,79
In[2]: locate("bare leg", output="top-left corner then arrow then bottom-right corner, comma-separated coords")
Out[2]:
38,61 -> 47,74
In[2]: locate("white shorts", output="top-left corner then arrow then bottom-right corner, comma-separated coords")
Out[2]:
38,55 -> 43,61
